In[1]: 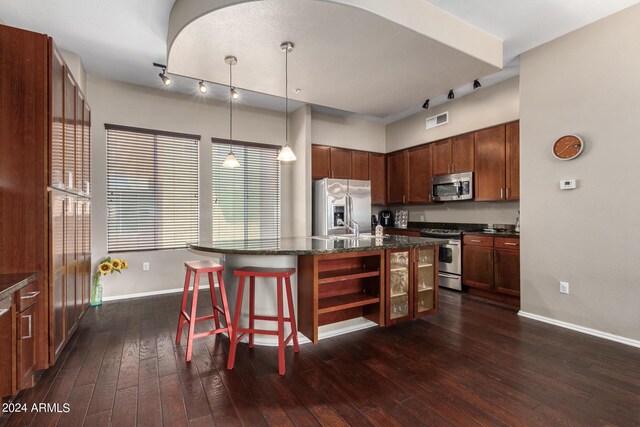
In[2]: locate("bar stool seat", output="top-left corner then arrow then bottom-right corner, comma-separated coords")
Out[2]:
176,260 -> 232,362
227,266 -> 298,375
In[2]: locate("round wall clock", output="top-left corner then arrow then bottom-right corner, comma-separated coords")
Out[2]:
552,134 -> 585,160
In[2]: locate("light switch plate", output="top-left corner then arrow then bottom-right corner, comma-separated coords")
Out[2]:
560,179 -> 576,190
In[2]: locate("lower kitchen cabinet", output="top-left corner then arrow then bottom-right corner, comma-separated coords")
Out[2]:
0,296 -> 16,398
463,234 -> 520,305
386,246 -> 438,325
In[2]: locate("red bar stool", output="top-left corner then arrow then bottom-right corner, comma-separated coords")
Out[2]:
227,267 -> 299,375
176,260 -> 232,362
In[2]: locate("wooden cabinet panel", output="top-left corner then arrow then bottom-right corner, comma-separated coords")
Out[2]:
17,302 -> 37,389
351,151 -> 369,180
505,121 -> 520,200
495,248 -> 520,296
83,105 -> 91,195
463,234 -> 493,247
75,201 -> 84,314
311,145 -> 330,179
452,133 -> 474,173
51,49 -> 65,189
75,91 -> 84,191
369,153 -> 386,205
51,194 -> 65,359
64,71 -> 76,191
407,145 -> 432,204
463,245 -> 494,290
432,139 -> 452,176
474,125 -> 506,201
386,151 -> 408,204
83,201 -> 91,309
330,147 -> 351,179
0,298 -> 16,397
64,197 -> 76,338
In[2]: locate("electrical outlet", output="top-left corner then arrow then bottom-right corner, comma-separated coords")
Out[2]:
560,281 -> 569,294
143,262 -> 150,271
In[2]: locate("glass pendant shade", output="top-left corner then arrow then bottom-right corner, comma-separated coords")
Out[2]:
222,151 -> 240,168
277,144 -> 297,162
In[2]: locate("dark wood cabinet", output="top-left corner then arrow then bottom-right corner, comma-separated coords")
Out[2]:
505,121 -> 520,200
474,125 -> 506,201
0,24 -> 92,397
329,147 -> 351,179
311,145 -> 330,179
463,234 -> 520,305
432,139 -> 452,176
351,150 -> 369,180
0,297 -> 16,398
407,144 -> 433,204
369,153 -> 386,205
452,133 -> 475,173
386,151 -> 408,204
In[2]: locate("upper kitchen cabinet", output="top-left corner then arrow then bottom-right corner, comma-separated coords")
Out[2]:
369,153 -> 386,205
386,150 -> 408,204
432,133 -> 474,176
407,144 -> 433,204
351,150 -> 369,180
329,147 -> 351,178
312,145 -> 331,179
474,123 -> 520,201
474,125 -> 506,201
505,121 -> 520,200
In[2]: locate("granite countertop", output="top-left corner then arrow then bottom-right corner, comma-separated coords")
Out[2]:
189,235 -> 445,256
0,272 -> 40,300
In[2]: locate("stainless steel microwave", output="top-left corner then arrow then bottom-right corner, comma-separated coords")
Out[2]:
432,172 -> 473,201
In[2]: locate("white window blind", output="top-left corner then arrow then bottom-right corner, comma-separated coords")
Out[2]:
106,124 -> 199,252
212,139 -> 280,241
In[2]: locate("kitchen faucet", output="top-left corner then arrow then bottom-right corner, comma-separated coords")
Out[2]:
338,218 -> 360,238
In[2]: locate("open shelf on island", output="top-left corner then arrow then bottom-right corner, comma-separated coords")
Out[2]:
318,267 -> 380,284
318,293 -> 380,314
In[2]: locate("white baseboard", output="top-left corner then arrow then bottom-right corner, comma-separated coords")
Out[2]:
518,311 -> 640,349
102,285 -> 210,302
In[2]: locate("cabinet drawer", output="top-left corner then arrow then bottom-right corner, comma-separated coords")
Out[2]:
495,237 -> 519,250
463,235 -> 493,247
17,281 -> 40,312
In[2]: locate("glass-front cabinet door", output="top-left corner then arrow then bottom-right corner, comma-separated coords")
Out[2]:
386,249 -> 412,324
414,247 -> 437,316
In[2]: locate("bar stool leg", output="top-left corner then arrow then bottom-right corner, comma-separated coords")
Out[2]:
227,276 -> 245,370
217,270 -> 232,332
249,276 -> 255,348
176,268 -> 192,345
285,276 -> 299,352
185,273 -> 201,362
277,277 -> 285,375
208,272 -> 221,330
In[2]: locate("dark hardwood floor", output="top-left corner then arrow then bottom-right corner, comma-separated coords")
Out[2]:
2,289 -> 639,426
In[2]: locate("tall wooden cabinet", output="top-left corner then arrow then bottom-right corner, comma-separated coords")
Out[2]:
0,24 -> 92,398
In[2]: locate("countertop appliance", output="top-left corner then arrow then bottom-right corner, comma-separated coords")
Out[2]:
420,228 -> 463,291
378,210 -> 393,227
313,178 -> 371,236
432,172 -> 473,202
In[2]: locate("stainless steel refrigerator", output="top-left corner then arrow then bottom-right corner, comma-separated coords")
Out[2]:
313,178 -> 372,236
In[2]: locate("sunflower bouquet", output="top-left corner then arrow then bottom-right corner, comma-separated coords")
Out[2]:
91,256 -> 128,306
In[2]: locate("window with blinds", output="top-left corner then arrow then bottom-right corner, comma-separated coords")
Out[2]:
212,140 -> 280,241
106,125 -> 199,252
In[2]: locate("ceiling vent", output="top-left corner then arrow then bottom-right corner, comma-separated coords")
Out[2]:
426,112 -> 448,130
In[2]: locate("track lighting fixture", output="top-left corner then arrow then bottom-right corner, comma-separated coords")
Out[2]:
277,42 -> 297,162
198,80 -> 207,93
448,90 -> 455,100
422,99 -> 430,109
153,62 -> 172,86
473,79 -> 481,90
231,88 -> 239,99
222,56 -> 240,169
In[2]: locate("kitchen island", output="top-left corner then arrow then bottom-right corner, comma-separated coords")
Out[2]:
189,235 -> 443,345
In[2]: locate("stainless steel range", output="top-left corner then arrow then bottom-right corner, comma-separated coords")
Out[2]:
420,228 -> 463,290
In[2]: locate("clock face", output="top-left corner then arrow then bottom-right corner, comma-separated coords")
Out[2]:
553,135 -> 584,160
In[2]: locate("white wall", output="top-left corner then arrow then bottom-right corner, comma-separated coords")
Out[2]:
311,111 -> 385,152
383,77 -> 520,224
519,4 -> 640,341
88,75 -> 304,298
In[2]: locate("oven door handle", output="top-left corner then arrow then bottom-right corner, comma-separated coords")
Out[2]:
446,241 -> 460,245
439,272 -> 461,279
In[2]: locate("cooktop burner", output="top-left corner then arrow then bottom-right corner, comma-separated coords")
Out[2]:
420,228 -> 463,239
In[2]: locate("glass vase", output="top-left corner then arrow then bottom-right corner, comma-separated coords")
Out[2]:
91,275 -> 103,306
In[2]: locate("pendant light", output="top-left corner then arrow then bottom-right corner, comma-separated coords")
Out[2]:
277,42 -> 297,162
222,56 -> 240,168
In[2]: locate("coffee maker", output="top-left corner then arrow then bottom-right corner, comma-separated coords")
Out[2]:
378,210 -> 393,227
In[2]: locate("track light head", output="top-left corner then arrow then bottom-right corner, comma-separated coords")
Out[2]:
231,87 -> 239,99
159,70 -> 171,86
448,89 -> 455,100
422,99 -> 430,109
473,79 -> 481,90
198,80 -> 207,93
